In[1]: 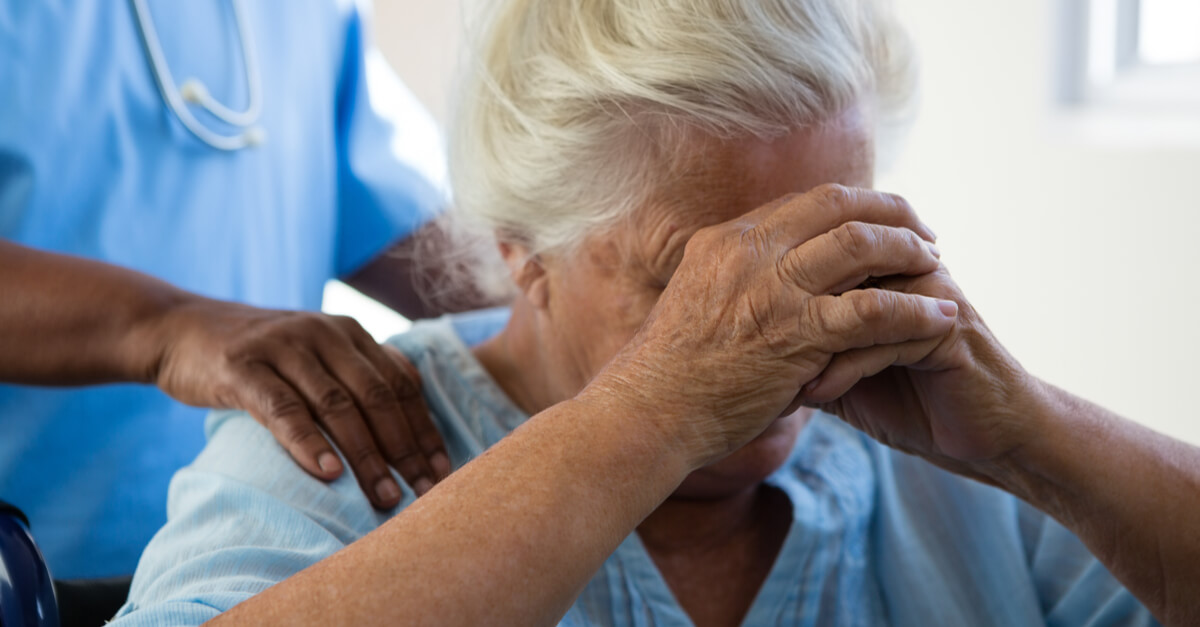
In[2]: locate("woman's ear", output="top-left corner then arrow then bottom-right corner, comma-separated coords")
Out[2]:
498,242 -> 550,309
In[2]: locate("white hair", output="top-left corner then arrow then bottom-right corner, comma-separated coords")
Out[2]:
440,0 -> 918,301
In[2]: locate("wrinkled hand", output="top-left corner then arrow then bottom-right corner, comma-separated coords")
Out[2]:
589,185 -> 960,468
802,257 -> 1043,481
148,300 -> 448,508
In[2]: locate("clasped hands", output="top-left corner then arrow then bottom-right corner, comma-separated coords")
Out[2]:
588,184 -> 1046,484
137,184 -> 1045,507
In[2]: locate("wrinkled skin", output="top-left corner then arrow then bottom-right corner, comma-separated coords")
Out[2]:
151,300 -> 449,507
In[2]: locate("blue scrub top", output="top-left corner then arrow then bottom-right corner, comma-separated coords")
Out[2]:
0,0 -> 447,578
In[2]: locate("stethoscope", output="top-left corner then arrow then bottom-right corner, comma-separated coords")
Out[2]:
129,0 -> 266,151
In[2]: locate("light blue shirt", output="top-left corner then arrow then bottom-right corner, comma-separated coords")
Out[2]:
114,312 -> 1157,626
0,1 -> 445,577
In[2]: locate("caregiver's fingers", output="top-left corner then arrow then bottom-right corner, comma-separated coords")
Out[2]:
272,350 -> 403,510
236,362 -> 346,482
754,185 -> 936,248
314,337 -> 440,499
801,336 -> 946,404
379,345 -> 450,481
322,317 -> 446,490
781,222 -> 941,295
802,289 -> 959,355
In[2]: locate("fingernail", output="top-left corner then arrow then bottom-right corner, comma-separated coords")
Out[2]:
802,377 -> 822,394
925,242 -> 941,258
375,478 -> 401,504
922,222 -> 938,241
413,477 -> 434,496
430,452 -> 451,479
937,299 -> 959,317
318,452 -> 341,475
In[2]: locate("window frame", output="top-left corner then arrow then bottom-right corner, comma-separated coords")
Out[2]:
1058,0 -> 1200,105
1053,0 -> 1200,147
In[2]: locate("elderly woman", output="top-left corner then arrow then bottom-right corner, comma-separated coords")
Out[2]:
114,0 -> 1197,625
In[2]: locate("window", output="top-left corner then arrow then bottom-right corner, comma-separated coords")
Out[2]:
1085,0 -> 1198,81
1138,0 -> 1200,66
1055,0 -> 1200,143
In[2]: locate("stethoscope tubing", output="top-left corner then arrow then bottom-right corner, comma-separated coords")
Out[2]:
129,0 -> 266,151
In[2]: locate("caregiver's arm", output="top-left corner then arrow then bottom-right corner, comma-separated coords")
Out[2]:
210,187 -> 956,626
0,240 -> 446,507
804,266 -> 1200,626
344,223 -> 501,319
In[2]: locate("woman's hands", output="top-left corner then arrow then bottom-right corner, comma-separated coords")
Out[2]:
801,265 -> 1045,477
211,185 -> 965,627
774,209 -> 1200,625
587,185 -> 959,468
580,181 -> 1046,481
208,184 -> 1200,626
146,299 -> 449,507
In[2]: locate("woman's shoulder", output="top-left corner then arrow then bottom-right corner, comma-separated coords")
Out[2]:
116,313 -> 520,625
195,409 -> 395,537
383,307 -> 511,360
383,311 -> 528,461
191,310 -> 522,511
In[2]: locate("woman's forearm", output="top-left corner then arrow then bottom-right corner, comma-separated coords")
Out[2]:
0,240 -> 186,385
206,186 -> 959,625
210,389 -> 695,627
987,382 -> 1200,625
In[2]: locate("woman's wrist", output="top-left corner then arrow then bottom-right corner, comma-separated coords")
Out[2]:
968,378 -> 1099,515
575,367 -> 710,477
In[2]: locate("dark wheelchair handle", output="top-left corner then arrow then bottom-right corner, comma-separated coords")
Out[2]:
0,500 -> 61,627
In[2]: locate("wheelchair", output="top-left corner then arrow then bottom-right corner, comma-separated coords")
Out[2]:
0,501 -> 131,627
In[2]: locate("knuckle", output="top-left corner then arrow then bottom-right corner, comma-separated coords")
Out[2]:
779,251 -> 816,289
884,191 -> 916,216
330,314 -> 364,334
233,338 -> 283,365
263,389 -> 306,421
686,224 -> 724,252
344,445 -> 380,469
361,382 -> 398,410
849,290 -> 888,324
392,374 -> 420,399
812,183 -> 852,207
307,315 -> 336,336
276,419 -> 321,447
386,356 -> 422,397
279,313 -> 320,336
737,224 -> 773,255
850,290 -> 891,324
803,298 -> 839,338
889,227 -> 924,262
779,192 -> 805,205
222,339 -> 261,364
900,225 -> 923,248
316,387 -> 355,414
831,221 -> 872,258
385,443 -> 421,466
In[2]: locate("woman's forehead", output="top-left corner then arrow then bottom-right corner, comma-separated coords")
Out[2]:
632,110 -> 876,250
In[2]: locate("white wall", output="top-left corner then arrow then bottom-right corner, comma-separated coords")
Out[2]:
368,0 -> 1200,444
